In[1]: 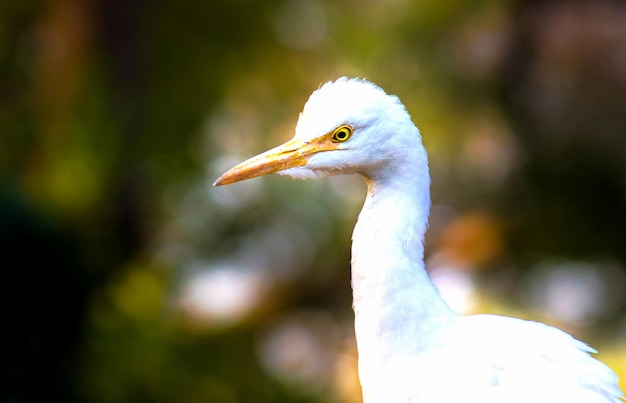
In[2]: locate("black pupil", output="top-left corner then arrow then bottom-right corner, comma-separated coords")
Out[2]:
337,130 -> 347,139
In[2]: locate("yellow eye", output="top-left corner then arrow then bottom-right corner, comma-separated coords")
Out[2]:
331,125 -> 353,142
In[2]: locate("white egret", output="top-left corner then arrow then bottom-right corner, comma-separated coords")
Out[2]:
214,78 -> 624,403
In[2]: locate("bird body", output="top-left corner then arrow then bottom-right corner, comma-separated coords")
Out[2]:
214,78 -> 624,402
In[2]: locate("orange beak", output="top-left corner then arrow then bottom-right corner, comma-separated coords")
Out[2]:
213,135 -> 340,186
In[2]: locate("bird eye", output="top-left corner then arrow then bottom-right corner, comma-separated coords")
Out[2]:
332,125 -> 353,142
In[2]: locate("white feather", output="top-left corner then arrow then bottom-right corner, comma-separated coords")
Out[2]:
299,78 -> 624,403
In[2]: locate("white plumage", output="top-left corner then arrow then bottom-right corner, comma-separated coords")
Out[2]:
214,77 -> 624,402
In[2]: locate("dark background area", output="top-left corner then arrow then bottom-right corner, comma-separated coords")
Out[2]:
1,0 -> 624,402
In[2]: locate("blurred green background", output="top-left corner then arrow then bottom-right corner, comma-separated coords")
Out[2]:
1,0 -> 625,402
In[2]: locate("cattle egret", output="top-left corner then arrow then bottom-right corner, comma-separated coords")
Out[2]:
214,78 -> 624,403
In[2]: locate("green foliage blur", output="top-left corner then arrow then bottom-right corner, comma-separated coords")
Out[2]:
1,0 -> 625,402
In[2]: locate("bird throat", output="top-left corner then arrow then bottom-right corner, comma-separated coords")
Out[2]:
350,170 -> 456,367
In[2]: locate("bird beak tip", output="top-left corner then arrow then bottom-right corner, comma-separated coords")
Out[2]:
212,175 -> 230,186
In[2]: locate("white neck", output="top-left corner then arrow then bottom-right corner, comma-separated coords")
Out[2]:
350,147 -> 457,385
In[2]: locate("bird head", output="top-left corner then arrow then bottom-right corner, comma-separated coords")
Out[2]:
214,77 -> 424,186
